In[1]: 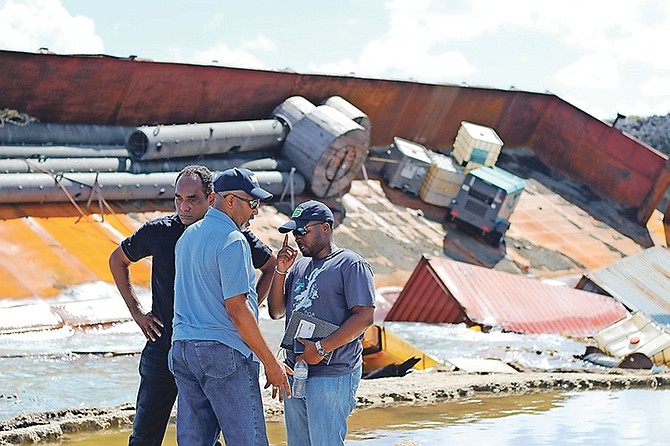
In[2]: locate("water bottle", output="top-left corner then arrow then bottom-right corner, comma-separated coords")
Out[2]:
292,359 -> 308,398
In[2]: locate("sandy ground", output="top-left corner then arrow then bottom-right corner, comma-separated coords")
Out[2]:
2,367 -> 670,445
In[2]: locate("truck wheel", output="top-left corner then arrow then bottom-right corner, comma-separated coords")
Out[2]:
485,230 -> 503,247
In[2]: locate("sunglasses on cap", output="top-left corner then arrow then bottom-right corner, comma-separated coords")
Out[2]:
221,193 -> 261,210
292,222 -> 322,237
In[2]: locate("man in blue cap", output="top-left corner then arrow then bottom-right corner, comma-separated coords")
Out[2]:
109,165 -> 277,446
268,199 -> 375,445
171,167 -> 291,446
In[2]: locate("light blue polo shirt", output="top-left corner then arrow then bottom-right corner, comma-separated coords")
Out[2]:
172,207 -> 259,360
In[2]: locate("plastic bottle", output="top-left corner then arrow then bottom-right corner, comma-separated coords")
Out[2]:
292,359 -> 308,398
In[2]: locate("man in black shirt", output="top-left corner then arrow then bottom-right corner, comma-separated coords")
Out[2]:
109,165 -> 276,446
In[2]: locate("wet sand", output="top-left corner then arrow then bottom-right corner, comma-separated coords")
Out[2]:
2,367 -> 669,445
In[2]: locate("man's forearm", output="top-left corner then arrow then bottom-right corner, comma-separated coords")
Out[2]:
267,272 -> 287,319
226,294 -> 278,365
256,256 -> 277,304
109,247 -> 144,318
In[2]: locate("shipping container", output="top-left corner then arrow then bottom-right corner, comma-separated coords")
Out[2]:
419,152 -> 465,207
576,246 -> 670,325
451,121 -> 504,166
447,166 -> 526,246
384,255 -> 628,337
383,137 -> 432,195
594,311 -> 670,367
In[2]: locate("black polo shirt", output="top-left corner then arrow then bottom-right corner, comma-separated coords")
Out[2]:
121,214 -> 271,352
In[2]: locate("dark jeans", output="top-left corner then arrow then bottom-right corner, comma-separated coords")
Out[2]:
129,346 -> 177,446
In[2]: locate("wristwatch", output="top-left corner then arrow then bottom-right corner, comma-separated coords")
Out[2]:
315,340 -> 327,357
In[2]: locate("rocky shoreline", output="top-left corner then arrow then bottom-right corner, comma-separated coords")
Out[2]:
2,367 -> 669,445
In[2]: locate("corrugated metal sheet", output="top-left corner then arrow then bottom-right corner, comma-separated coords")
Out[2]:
0,50 -> 668,225
385,256 -> 629,337
576,246 -> 670,325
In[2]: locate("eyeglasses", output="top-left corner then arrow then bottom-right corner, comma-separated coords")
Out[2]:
292,222 -> 322,237
220,193 -> 261,210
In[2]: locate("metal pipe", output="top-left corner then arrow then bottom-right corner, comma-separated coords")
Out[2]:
0,145 -> 129,158
128,152 -> 291,174
0,157 -> 129,174
0,122 -> 134,146
0,171 -> 304,203
126,119 -> 289,160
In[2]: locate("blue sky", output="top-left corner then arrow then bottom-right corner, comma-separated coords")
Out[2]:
2,0 -> 670,121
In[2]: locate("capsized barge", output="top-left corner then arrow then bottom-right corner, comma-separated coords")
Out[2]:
0,49 -> 668,304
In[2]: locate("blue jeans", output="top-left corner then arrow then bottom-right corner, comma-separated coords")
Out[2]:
284,367 -> 362,446
169,340 -> 269,446
129,346 -> 177,446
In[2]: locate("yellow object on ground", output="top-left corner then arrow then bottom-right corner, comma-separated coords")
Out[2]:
362,324 -> 442,375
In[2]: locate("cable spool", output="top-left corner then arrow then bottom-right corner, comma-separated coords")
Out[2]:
280,104 -> 370,198
322,96 -> 371,134
272,96 -> 316,130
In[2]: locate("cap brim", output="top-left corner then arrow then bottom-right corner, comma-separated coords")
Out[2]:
278,220 -> 297,233
250,187 -> 273,201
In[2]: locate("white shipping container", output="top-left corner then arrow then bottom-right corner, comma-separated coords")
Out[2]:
383,137 -> 432,195
419,153 -> 465,207
594,311 -> 670,367
452,121 -> 504,166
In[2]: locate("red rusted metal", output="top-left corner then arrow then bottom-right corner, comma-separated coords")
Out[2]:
1,50 -> 668,229
385,256 -> 629,337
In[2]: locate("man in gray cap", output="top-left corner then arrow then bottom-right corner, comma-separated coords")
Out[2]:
268,199 -> 375,445
171,167 -> 291,446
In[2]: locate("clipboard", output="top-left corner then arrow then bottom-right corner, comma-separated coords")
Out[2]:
280,312 -> 339,363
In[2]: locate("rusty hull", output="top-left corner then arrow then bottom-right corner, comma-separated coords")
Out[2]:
1,50 -> 668,228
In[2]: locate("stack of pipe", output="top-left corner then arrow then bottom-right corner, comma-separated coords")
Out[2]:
0,95 -> 371,203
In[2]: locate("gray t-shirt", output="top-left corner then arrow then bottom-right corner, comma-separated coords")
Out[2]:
284,248 -> 375,377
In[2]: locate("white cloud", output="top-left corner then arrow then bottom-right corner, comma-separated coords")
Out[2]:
191,44 -> 266,69
0,0 -> 103,54
359,39 -> 477,81
618,98 -> 670,119
187,34 -> 274,69
640,77 -> 670,96
241,35 -> 275,52
555,54 -> 619,89
308,0 -> 478,81
308,58 -> 358,76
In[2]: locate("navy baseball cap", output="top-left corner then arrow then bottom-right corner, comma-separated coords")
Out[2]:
213,168 -> 273,201
278,200 -> 334,233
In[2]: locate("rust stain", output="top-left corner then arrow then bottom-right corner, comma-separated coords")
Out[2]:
1,50 -> 667,227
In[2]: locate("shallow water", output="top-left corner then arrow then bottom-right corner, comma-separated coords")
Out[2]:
0,282 -> 659,445
55,389 -> 670,445
0,282 -> 594,421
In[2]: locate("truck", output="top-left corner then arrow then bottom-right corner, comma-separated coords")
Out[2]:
447,166 -> 526,246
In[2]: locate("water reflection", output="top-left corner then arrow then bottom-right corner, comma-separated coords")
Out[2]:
0,318 -> 593,421
347,389 -> 669,445
0,301 -> 598,422
0,282 -> 654,445
56,389 -> 670,445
